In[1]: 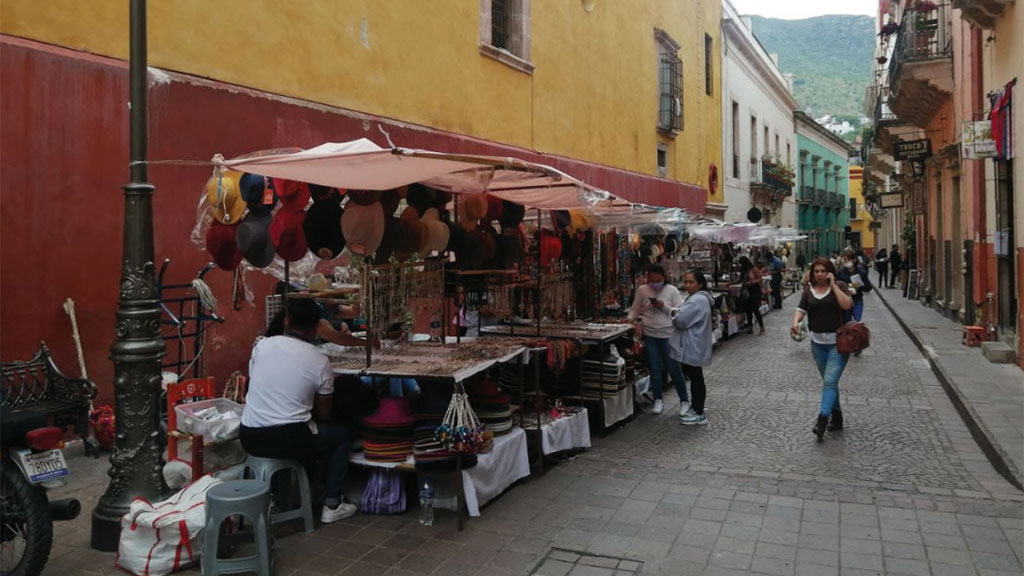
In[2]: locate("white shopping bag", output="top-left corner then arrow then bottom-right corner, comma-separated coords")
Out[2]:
116,475 -> 222,575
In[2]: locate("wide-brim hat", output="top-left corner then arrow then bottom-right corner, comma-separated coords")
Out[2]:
396,206 -> 427,257
374,216 -> 401,264
304,189 -> 345,260
498,201 -> 525,229
422,209 -> 450,255
363,397 -> 415,428
206,170 -> 247,225
539,231 -> 562,266
341,202 -> 385,256
569,209 -> 595,233
239,173 -> 277,217
206,220 -> 244,270
270,209 -> 309,261
496,229 -> 526,269
406,183 -> 437,216
274,179 -> 311,212
236,212 -> 276,268
380,188 -> 403,216
346,189 -> 383,206
463,194 -> 489,222
485,195 -> 504,222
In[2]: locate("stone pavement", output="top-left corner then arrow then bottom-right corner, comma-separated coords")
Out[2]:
40,292 -> 1024,575
874,286 -> 1024,492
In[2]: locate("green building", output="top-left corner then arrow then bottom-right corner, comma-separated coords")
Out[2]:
795,111 -> 855,260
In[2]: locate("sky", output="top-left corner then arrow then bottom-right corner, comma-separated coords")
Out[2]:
730,0 -> 875,19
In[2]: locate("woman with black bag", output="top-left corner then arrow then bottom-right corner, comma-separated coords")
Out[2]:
790,257 -> 854,440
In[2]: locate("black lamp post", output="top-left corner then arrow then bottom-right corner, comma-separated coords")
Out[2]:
91,0 -> 170,551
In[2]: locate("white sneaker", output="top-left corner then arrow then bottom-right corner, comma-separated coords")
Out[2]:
320,502 -> 357,523
679,401 -> 692,417
652,400 -> 664,414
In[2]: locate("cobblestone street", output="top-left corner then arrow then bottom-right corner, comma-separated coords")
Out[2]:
44,292 -> 1024,576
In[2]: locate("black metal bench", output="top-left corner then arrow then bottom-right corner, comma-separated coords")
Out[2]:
1,342 -> 98,455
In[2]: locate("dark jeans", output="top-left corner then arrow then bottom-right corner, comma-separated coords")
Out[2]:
680,363 -> 706,414
240,421 -> 350,501
770,272 -> 783,308
745,284 -> 764,330
876,265 -> 888,288
889,267 -> 899,287
643,335 -> 687,402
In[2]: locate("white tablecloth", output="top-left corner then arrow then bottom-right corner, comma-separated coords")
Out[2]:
541,409 -> 591,454
602,386 -> 634,428
461,427 -> 529,517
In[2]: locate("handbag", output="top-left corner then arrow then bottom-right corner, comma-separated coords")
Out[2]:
360,468 -> 406,515
836,306 -> 870,355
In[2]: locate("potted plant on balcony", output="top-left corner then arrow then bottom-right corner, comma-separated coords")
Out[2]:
760,153 -> 795,192
879,21 -> 900,37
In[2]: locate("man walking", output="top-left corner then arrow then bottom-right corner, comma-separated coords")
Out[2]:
768,251 -> 784,309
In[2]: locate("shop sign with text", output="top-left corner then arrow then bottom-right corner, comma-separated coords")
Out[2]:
894,139 -> 932,161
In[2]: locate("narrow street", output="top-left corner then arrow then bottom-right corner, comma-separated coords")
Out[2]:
45,292 -> 1023,576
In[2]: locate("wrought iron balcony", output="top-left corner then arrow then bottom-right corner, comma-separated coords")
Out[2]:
800,185 -> 816,204
887,3 -> 953,128
750,160 -> 794,196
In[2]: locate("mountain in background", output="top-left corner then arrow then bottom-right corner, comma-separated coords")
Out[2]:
747,15 -> 875,126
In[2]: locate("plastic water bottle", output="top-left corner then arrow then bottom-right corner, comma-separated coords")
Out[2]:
419,477 -> 435,526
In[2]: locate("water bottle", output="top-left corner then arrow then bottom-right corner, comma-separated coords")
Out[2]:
418,477 -> 435,526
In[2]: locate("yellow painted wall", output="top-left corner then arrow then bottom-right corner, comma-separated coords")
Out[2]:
2,0 -> 721,193
848,167 -> 875,251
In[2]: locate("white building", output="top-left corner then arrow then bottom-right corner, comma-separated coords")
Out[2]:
718,0 -> 800,230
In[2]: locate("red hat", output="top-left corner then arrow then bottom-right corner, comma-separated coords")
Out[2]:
363,397 -> 415,428
539,230 -> 562,267
206,221 -> 244,271
485,194 -> 504,222
270,209 -> 309,261
274,179 -> 311,211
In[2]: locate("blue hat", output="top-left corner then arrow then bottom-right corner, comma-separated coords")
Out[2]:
239,173 -> 277,217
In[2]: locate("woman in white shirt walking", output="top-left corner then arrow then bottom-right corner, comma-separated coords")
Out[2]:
628,265 -> 685,414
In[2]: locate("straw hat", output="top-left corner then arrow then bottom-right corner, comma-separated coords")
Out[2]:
269,209 -> 309,261
341,201 -> 385,256
238,173 -> 277,217
463,194 -> 488,221
206,220 -> 244,270
421,208 -> 450,255
569,209 -> 595,232
303,186 -> 345,259
274,179 -> 311,212
307,273 -> 331,292
235,212 -> 276,268
205,170 -> 247,225
346,189 -> 383,206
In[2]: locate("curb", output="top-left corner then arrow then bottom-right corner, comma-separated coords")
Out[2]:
874,288 -> 1024,492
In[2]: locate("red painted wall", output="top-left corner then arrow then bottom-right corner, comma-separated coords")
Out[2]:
2,36 -> 706,404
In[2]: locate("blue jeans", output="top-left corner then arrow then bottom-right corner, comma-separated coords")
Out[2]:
810,342 -> 849,416
847,300 -> 864,322
643,335 -> 687,402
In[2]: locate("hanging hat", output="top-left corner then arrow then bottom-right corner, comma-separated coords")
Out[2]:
484,195 -> 504,222
421,208 -> 450,255
498,201 -> 525,229
433,190 -> 453,209
341,202 -> 385,256
462,194 -> 489,222
274,179 -> 311,212
569,209 -> 595,233
374,216 -> 401,264
363,397 -> 415,428
497,228 -> 526,269
406,183 -> 437,216
539,230 -> 562,267
270,209 -> 309,261
380,188 -> 403,216
551,210 -> 571,233
395,206 -> 427,259
304,188 -> 345,259
346,189 -> 383,206
205,170 -> 247,225
235,212 -> 276,268
238,173 -> 277,217
206,220 -> 244,270
446,221 -> 467,257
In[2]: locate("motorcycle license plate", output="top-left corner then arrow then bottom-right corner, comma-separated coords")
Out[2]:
15,449 -> 69,483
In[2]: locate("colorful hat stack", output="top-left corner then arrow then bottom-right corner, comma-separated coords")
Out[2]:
412,389 -> 478,472
468,379 -> 514,436
361,397 -> 415,463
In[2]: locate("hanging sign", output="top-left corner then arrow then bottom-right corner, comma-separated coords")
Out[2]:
894,139 -> 932,161
879,193 -> 904,208
961,121 -> 997,159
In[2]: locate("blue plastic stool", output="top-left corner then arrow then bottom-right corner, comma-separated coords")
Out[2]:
202,480 -> 272,576
243,456 -> 315,533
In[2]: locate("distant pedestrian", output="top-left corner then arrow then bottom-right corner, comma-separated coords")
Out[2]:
874,248 -> 889,288
628,264 -> 685,415
768,251 -> 785,309
796,253 -> 807,274
888,245 -> 902,288
791,258 -> 854,440
670,270 -> 714,425
738,256 -> 765,335
837,248 -> 871,323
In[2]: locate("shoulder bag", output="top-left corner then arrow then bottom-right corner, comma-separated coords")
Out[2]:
835,301 -> 870,355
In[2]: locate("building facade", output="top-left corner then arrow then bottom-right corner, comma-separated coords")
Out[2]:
866,0 -> 1022,365
0,0 -> 723,401
847,163 -> 877,255
796,111 -> 855,260
718,0 -> 800,229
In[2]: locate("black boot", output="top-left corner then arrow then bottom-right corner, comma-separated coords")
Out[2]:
827,410 -> 843,431
813,415 -> 828,440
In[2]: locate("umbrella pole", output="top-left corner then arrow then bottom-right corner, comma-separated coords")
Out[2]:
536,208 -> 542,337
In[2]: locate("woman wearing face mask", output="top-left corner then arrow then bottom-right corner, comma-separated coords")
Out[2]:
670,270 -> 715,425
836,247 -> 870,323
628,264 -> 685,415
791,258 -> 854,440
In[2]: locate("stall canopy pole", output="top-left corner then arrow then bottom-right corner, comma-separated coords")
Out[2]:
92,0 -> 170,551
536,208 -> 542,337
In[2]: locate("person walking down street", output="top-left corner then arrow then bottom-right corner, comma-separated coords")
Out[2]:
888,245 -> 902,288
874,248 -> 889,288
796,252 -> 807,274
768,251 -> 785,310
628,264 -> 685,415
837,247 -> 871,323
670,270 -> 715,426
738,256 -> 765,335
791,258 -> 854,440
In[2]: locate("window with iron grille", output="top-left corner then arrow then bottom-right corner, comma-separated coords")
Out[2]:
491,0 -> 509,51
849,198 -> 857,220
704,34 -> 713,96
659,52 -> 683,132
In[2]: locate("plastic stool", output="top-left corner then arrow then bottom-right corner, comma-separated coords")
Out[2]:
202,480 -> 272,576
243,456 -> 315,533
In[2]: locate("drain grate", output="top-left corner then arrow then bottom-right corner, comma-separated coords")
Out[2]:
531,548 -> 643,575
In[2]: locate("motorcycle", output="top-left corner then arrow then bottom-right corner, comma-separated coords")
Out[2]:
1,409 -> 81,576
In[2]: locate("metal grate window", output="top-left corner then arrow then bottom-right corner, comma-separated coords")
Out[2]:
492,0 -> 510,50
850,198 -> 858,220
659,52 -> 683,131
705,34 -> 713,96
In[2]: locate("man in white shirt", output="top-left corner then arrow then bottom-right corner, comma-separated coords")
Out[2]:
627,265 -> 687,415
240,299 -> 357,523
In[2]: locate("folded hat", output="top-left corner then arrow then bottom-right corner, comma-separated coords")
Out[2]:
270,209 -> 309,261
346,189 -> 383,206
304,188 -> 345,259
235,212 -> 276,268
274,179 -> 311,212
206,170 -> 247,225
206,220 -> 244,270
239,173 -> 277,217
341,202 -> 385,256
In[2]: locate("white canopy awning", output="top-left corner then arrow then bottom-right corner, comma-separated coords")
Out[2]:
220,139 -> 617,211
